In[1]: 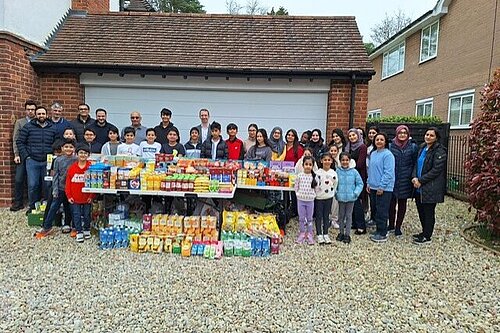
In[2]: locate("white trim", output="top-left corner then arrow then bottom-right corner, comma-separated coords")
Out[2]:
367,109 -> 382,119
419,20 -> 440,64
447,91 -> 475,129
449,89 -> 475,98
416,97 -> 434,104
415,98 -> 433,117
381,41 -> 405,80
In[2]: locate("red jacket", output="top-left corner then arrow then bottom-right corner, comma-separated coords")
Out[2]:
226,137 -> 244,160
284,144 -> 304,164
66,161 -> 94,204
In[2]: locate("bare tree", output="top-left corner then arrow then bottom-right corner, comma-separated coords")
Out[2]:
245,0 -> 267,15
226,0 -> 243,14
370,9 -> 412,45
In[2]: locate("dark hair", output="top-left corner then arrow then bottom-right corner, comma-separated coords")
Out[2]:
248,123 -> 258,131
318,152 -> 335,170
62,138 -> 76,147
301,130 -> 312,141
35,106 -> 47,114
78,103 -> 90,110
167,126 -> 180,143
84,128 -> 96,135
76,144 -> 91,154
339,152 -> 351,163
95,108 -> 107,115
426,127 -> 441,143
210,122 -> 221,131
52,139 -> 64,152
160,108 -> 172,117
108,126 -> 120,141
227,123 -> 238,131
301,156 -> 318,188
285,129 -> 300,158
63,127 -> 75,135
357,127 -> 366,140
311,129 -> 323,144
189,126 -> 199,134
373,132 -> 390,149
146,128 -> 156,135
199,108 -> 210,116
366,126 -> 380,146
256,128 -> 270,147
329,128 -> 346,147
123,126 -> 135,136
24,100 -> 37,108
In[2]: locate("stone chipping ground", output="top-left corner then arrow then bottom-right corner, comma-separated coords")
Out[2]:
0,196 -> 498,333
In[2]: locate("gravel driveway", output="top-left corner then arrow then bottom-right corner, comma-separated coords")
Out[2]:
0,196 -> 498,332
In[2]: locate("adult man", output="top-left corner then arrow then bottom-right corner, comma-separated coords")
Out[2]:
195,108 -> 211,144
49,102 -> 71,139
154,108 -> 174,145
71,103 -> 95,143
88,108 -> 117,145
121,111 -> 147,144
17,106 -> 57,214
10,100 -> 37,211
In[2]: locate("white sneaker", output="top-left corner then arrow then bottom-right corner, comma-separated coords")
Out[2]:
317,235 -> 325,244
323,234 -> 332,244
83,230 -> 91,239
331,222 -> 339,229
61,225 -> 71,233
76,233 -> 84,243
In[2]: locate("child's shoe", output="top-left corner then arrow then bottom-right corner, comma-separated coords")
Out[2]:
331,221 -> 339,229
61,225 -> 71,234
35,228 -> 54,239
395,229 -> 403,237
323,234 -> 332,244
296,232 -> 306,244
83,230 -> 91,240
317,235 -> 325,244
343,235 -> 351,244
76,233 -> 84,243
336,233 -> 344,242
306,233 -> 315,245
70,229 -> 77,238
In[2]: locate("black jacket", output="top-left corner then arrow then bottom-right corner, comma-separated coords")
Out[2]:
88,121 -> 117,145
17,120 -> 57,162
154,122 -> 174,145
390,140 -> 418,199
412,142 -> 447,203
71,116 -> 94,143
200,138 -> 228,160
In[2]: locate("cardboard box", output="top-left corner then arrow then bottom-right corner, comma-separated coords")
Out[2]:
27,213 -> 44,227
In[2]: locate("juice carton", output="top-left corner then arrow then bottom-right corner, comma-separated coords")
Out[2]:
183,216 -> 191,232
242,237 -> 252,257
233,233 -> 242,256
208,242 -> 216,260
147,235 -> 155,253
191,241 -> 199,256
271,237 -> 280,255
203,242 -> 211,258
172,238 -> 181,254
252,237 -> 262,257
138,234 -> 148,253
223,232 -> 234,257
261,238 -> 270,257
191,216 -> 200,229
181,239 -> 192,257
215,241 -> 223,259
129,234 -> 139,252
160,214 -> 168,233
152,215 -> 160,233
152,236 -> 163,253
143,214 -> 152,232
197,242 -> 206,256
164,237 -> 173,253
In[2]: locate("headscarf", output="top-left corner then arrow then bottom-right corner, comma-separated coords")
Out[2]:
345,128 -> 364,152
393,125 -> 410,149
269,126 -> 285,155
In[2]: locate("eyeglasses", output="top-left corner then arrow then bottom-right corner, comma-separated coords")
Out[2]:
398,131 -> 408,135
79,108 -> 88,111
131,117 -> 140,119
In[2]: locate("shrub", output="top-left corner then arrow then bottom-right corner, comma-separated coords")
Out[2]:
465,69 -> 500,236
368,115 -> 442,124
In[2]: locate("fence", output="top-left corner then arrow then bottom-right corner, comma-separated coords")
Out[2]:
447,134 -> 470,200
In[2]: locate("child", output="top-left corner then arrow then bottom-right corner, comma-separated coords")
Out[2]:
83,128 -> 102,154
367,133 -> 395,243
62,128 -> 76,141
335,152 -> 364,244
160,127 -> 186,157
294,156 -> 317,245
314,153 -> 338,244
295,147 -> 318,174
66,144 -> 94,243
184,127 -> 202,158
139,128 -> 162,158
201,122 -> 228,159
226,123 -> 244,160
117,127 -> 140,156
101,126 -> 121,155
36,139 -> 76,238
244,128 -> 272,162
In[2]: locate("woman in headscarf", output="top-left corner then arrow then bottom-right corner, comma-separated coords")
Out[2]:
345,128 -> 368,234
269,126 -> 286,161
307,128 -> 327,163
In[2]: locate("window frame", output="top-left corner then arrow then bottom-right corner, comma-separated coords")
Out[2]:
448,89 -> 475,129
367,109 -> 382,120
415,97 -> 434,117
381,41 -> 406,80
419,20 -> 440,63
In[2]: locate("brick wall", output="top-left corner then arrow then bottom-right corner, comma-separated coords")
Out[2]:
368,0 -> 498,127
327,80 -> 369,142
71,0 -> 109,14
0,32 -> 42,207
40,73 -> 85,121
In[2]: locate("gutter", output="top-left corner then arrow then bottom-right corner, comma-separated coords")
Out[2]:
349,73 -> 356,129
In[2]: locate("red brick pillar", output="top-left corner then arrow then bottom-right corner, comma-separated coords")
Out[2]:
40,74 -> 85,120
72,0 -> 109,14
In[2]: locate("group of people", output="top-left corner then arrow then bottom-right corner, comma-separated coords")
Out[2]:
294,126 -> 447,245
12,100 -> 447,245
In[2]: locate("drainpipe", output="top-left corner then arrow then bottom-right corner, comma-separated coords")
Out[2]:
348,73 -> 356,129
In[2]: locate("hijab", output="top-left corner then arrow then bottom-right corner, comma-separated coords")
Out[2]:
345,128 -> 364,152
269,126 -> 285,155
393,125 -> 410,149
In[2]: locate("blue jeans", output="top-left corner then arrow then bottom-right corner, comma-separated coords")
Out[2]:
315,198 -> 333,235
43,190 -> 72,230
369,190 -> 392,237
13,160 -> 27,206
71,203 -> 91,233
26,158 -> 47,209
352,197 -> 366,230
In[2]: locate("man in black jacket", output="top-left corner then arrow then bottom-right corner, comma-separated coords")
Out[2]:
71,103 -> 94,143
17,106 -> 58,214
88,108 -> 117,145
154,108 -> 174,145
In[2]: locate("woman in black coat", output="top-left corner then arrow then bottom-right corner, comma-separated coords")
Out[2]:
389,125 -> 418,237
411,127 -> 447,244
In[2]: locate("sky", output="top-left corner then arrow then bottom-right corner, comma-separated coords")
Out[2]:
200,0 -> 438,42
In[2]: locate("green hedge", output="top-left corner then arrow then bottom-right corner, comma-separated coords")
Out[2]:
368,115 -> 443,124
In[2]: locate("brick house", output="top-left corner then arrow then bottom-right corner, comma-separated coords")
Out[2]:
0,0 -> 374,206
367,0 -> 499,132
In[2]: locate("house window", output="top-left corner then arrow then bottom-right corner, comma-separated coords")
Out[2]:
416,98 -> 433,117
368,109 -> 382,120
420,21 -> 439,62
382,42 -> 405,79
448,90 -> 475,128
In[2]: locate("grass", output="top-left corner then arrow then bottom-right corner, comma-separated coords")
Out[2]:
467,224 -> 500,253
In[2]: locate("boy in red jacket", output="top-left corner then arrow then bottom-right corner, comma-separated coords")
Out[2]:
66,144 -> 94,243
225,123 -> 244,160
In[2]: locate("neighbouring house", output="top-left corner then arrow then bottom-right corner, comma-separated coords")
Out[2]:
0,0 -> 374,206
367,0 -> 499,132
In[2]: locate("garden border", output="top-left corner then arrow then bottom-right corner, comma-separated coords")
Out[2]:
460,224 -> 500,256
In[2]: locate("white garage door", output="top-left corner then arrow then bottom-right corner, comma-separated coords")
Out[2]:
82,74 -> 330,143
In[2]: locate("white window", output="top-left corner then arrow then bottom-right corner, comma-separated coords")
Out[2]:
448,90 -> 475,128
382,42 -> 405,79
420,21 -> 439,63
368,109 -> 381,120
415,98 -> 433,117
